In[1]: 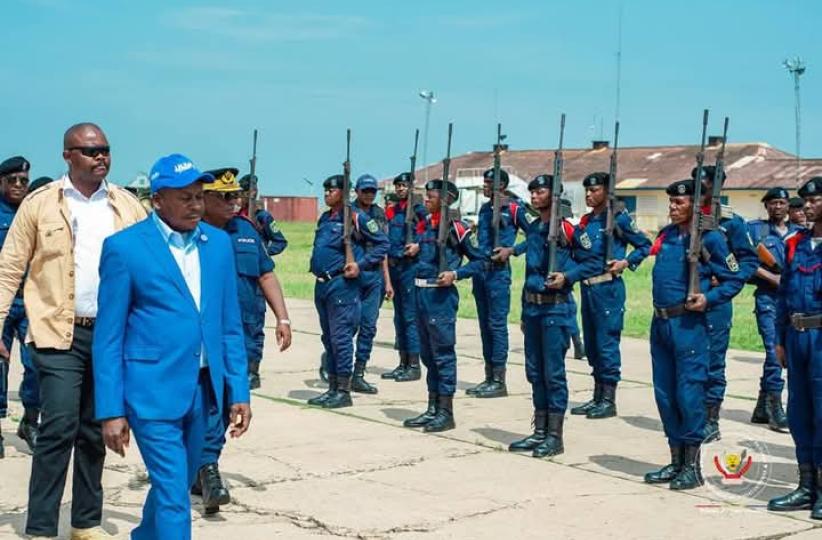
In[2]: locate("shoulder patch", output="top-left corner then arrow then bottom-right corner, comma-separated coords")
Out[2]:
268,220 -> 280,235
579,232 -> 592,250
725,253 -> 739,272
366,219 -> 379,234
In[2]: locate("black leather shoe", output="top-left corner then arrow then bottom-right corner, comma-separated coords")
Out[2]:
466,364 -> 492,396
644,446 -> 682,484
475,367 -> 507,399
768,464 -> 816,511
670,446 -> 703,490
382,352 -> 407,380
248,361 -> 261,390
322,376 -> 353,409
766,392 -> 789,433
586,384 -> 616,419
532,413 -> 564,458
704,403 -> 721,443
572,333 -> 585,360
571,382 -> 602,415
395,353 -> 421,382
509,410 -> 547,451
319,352 -> 329,383
812,467 -> 822,520
351,363 -> 378,394
199,463 -> 230,514
17,408 -> 39,454
308,375 -> 336,406
423,395 -> 455,432
751,391 -> 769,424
403,393 -> 438,428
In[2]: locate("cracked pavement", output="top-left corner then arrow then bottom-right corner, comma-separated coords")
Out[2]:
1,298 -> 822,539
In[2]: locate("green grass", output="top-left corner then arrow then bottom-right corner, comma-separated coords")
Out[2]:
276,221 -> 762,352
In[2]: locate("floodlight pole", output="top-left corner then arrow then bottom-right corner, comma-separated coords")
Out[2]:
783,57 -> 806,185
419,90 -> 436,181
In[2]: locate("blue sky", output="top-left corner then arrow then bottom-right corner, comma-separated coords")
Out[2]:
2,0 -> 819,196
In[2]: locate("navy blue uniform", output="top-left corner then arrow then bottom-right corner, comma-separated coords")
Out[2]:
522,220 -> 599,412
471,198 -> 530,369
253,208 -> 288,256
414,212 -> 484,397
578,209 -> 650,386
310,207 -> 388,378
649,225 -> 745,447
353,203 -> 387,368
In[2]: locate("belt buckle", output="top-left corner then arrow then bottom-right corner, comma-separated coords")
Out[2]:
792,313 -> 805,331
657,307 -> 668,319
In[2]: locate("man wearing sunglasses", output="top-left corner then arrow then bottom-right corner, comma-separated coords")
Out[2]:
190,167 -> 292,514
0,156 -> 41,459
0,123 -> 146,539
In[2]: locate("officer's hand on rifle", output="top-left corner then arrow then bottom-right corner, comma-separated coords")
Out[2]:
384,280 -> 395,301
404,243 -> 420,257
491,246 -> 513,263
607,259 -> 629,275
685,293 -> 707,312
343,261 -> 360,279
546,272 -> 566,289
437,270 -> 457,287
776,344 -> 787,369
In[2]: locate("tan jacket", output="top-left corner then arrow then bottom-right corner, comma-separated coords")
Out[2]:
0,178 -> 147,349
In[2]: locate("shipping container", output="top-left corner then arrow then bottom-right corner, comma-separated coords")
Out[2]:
259,196 -> 318,222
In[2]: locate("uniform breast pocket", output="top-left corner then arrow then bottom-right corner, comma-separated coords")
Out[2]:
37,221 -> 67,259
234,243 -> 261,278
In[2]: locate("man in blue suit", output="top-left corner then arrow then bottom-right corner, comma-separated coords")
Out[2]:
93,154 -> 251,540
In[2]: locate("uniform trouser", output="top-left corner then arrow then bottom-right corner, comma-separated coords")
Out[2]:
130,369 -> 210,540
355,270 -> 385,366
416,285 -> 459,397
25,326 -> 105,536
315,277 -> 361,378
522,312 -> 570,413
244,291 -> 266,364
580,278 -> 626,385
705,301 -> 732,406
785,327 -> 822,466
389,261 -> 420,355
0,301 -> 40,417
650,313 -> 709,447
471,269 -> 511,368
568,292 -> 581,341
754,293 -> 785,393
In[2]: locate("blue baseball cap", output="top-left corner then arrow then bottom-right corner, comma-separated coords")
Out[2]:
149,154 -> 215,193
356,174 -> 378,191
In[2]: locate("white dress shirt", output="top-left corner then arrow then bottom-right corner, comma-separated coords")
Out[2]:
62,175 -> 115,318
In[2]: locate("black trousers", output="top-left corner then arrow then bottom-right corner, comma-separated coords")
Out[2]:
26,325 -> 105,536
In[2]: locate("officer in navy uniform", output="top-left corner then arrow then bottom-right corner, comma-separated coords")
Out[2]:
382,172 -> 427,382
402,180 -> 484,432
193,167 -> 292,513
508,174 -> 599,457
238,174 -> 288,256
695,166 -> 758,442
767,176 -> 822,519
0,156 -> 40,457
308,175 -> 388,409
561,198 -> 586,361
465,168 -> 531,399
747,187 -> 799,432
789,196 -> 808,228
643,179 -> 745,490
350,174 -> 392,394
571,172 -> 651,420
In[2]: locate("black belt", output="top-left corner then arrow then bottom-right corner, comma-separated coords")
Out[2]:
316,268 -> 344,283
482,261 -> 510,272
790,313 -> 822,331
524,292 -> 569,305
75,317 -> 96,328
653,304 -> 687,319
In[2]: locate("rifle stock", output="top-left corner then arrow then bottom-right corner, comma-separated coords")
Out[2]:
604,121 -> 620,265
437,123 -> 454,274
686,109 -> 710,298
756,242 -> 782,273
546,114 -> 566,281
343,129 -> 354,265
405,129 -> 421,246
491,123 -> 505,250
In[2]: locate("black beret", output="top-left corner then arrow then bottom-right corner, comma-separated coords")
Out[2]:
424,179 -> 459,201
393,172 -> 414,185
761,187 -> 790,203
0,156 -> 31,177
239,174 -> 257,191
691,165 -> 726,185
28,176 -> 54,192
204,167 -> 239,182
323,174 -> 346,189
582,172 -> 609,188
483,168 -> 510,187
798,176 -> 822,198
528,174 -> 562,192
789,196 -> 805,208
666,179 -> 695,197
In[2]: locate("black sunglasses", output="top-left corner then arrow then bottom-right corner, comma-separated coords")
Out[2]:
206,191 -> 241,202
2,175 -> 29,186
68,146 -> 111,158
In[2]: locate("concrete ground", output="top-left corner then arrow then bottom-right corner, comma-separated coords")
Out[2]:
0,297 -> 820,539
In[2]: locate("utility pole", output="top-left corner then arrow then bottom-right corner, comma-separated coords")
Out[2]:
783,57 -> 806,185
419,90 -> 437,181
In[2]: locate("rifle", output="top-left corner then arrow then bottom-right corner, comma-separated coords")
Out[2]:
437,123 -> 454,274
705,117 -> 730,230
686,109 -> 710,298
756,243 -> 782,273
603,121 -> 620,265
545,113 -> 566,282
248,129 -> 259,219
491,123 -> 506,250
405,128 -> 421,246
342,129 -> 355,265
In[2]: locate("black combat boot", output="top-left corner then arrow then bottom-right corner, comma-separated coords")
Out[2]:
670,445 -> 703,490
509,410 -> 547,452
766,392 -> 789,433
16,408 -> 39,453
644,446 -> 682,484
395,353 -> 421,382
704,403 -> 721,443
382,351 -> 407,380
351,362 -> 378,394
403,393 -> 438,428
0,424 -> 4,459
572,333 -> 585,360
423,395 -> 455,433
198,462 -> 230,514
475,367 -> 507,399
322,376 -> 353,409
812,467 -> 822,520
319,352 -> 329,383
466,363 -> 492,396
248,360 -> 261,390
532,413 -> 564,458
571,382 -> 602,416
586,384 -> 617,419
768,464 -> 816,511
308,374 -> 336,406
751,390 -> 769,424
